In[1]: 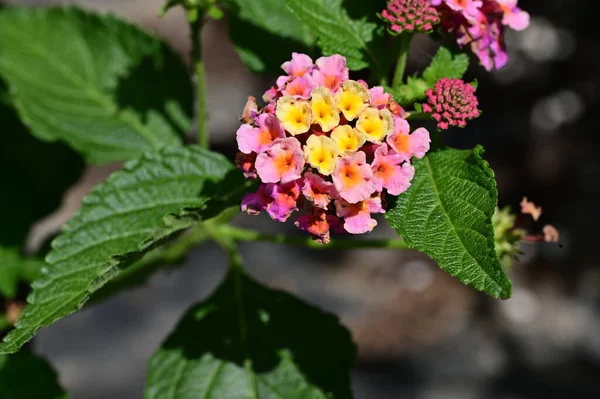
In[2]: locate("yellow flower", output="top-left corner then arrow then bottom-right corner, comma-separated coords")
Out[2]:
311,87 -> 340,132
355,108 -> 393,143
276,96 -> 312,135
330,125 -> 366,154
304,135 -> 340,175
336,80 -> 369,121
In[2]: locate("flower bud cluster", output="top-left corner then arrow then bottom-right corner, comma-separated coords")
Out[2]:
381,0 -> 441,34
422,78 -> 480,130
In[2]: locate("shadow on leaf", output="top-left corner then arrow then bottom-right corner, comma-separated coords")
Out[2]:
147,270 -> 356,398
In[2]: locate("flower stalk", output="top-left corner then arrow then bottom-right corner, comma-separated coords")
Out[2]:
191,16 -> 209,148
392,33 -> 412,90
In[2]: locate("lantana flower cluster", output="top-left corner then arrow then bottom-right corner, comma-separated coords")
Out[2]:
381,0 -> 530,70
432,0 -> 530,70
236,53 -> 431,243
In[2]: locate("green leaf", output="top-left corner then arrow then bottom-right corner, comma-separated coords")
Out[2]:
230,0 -> 313,44
0,78 -> 10,105
285,0 -> 384,74
385,147 -> 512,299
0,96 -> 84,247
0,247 -> 47,299
228,16 -> 314,74
146,269 -> 356,399
0,351 -> 68,398
0,314 -> 8,331
89,205 -> 245,305
0,7 -> 192,164
422,47 -> 470,85
18,258 -> 47,285
0,146 -> 246,354
393,75 -> 429,106
0,248 -> 20,299
227,0 -> 314,74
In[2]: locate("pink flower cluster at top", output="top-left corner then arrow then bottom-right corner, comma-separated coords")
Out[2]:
430,0 -> 530,70
236,53 -> 431,243
381,0 -> 440,34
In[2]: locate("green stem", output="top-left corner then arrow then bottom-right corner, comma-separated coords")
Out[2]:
215,225 -> 410,250
392,33 -> 413,90
191,17 -> 208,148
216,239 -> 259,398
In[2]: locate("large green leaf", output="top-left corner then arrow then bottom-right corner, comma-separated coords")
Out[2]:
146,269 -> 356,399
229,0 -> 313,44
0,90 -> 84,247
228,16 -> 315,75
0,146 -> 246,354
284,0 -> 385,74
0,351 -> 67,398
385,147 -> 512,299
0,7 -> 192,164
227,0 -> 315,74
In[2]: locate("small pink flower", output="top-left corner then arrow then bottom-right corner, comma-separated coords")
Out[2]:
312,55 -> 349,92
235,152 -> 257,179
236,114 -> 285,154
241,184 -> 271,215
282,74 -> 316,99
388,98 -> 407,118
281,52 -> 314,77
276,75 -> 290,89
255,137 -> 305,183
386,118 -> 431,161
368,86 -> 391,109
335,196 -> 384,234
295,207 -> 340,244
265,180 -> 302,222
496,0 -> 530,31
264,102 -> 276,115
302,172 -> 338,209
445,0 -> 482,19
332,151 -> 377,204
262,86 -> 278,103
372,144 -> 416,195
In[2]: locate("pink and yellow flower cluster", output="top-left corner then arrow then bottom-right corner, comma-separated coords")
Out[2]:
430,0 -> 530,70
236,53 -> 431,243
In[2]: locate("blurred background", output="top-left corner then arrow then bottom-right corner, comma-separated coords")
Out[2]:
2,0 -> 599,398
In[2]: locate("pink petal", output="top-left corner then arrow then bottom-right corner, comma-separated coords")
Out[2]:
241,184 -> 271,215
255,138 -> 305,183
409,127 -> 431,159
236,124 -> 260,154
335,197 -> 381,234
282,74 -> 316,99
332,151 -> 376,204
265,180 -> 302,222
295,207 -> 333,244
369,86 -> 391,109
281,53 -> 314,77
302,172 -> 338,209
